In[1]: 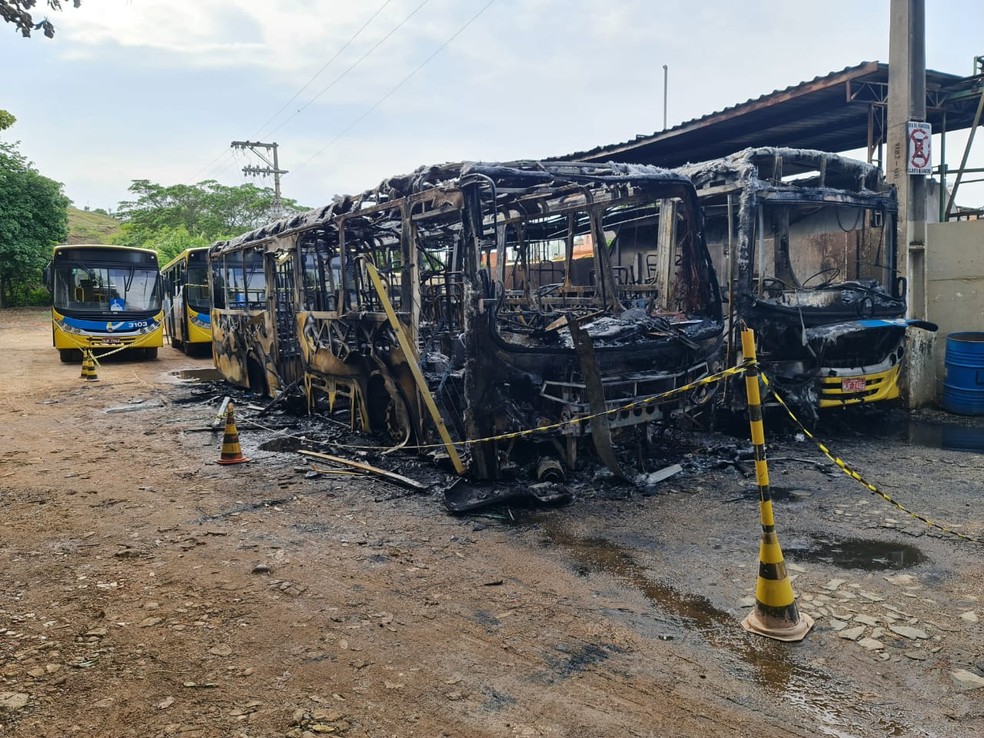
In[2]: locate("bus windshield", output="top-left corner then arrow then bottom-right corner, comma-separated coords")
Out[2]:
53,262 -> 162,314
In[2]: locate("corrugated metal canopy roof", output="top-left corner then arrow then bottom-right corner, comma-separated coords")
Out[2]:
555,61 -> 984,167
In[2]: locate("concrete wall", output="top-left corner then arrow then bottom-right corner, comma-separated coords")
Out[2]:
926,219 -> 984,400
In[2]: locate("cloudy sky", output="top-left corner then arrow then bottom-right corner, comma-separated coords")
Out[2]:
2,0 -> 983,212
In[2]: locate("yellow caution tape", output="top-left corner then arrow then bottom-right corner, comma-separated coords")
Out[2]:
760,372 -> 983,544
56,302 -> 176,364
269,362 -> 750,454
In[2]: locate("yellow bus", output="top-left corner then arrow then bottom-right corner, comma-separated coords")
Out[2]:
46,244 -> 164,362
161,247 -> 212,354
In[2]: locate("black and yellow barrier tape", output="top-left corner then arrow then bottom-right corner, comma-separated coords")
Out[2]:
458,362 -> 748,449
247,362 -> 750,455
57,302 -> 177,366
760,372 -> 983,545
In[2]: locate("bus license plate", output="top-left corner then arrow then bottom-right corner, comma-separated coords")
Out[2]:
841,377 -> 866,393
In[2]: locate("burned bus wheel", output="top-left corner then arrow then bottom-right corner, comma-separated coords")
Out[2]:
367,375 -> 412,446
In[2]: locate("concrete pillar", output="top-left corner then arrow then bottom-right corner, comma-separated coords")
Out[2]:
887,0 -> 937,407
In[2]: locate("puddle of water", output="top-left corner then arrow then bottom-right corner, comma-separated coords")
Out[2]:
534,520 -> 907,734
905,420 -> 984,453
171,368 -> 225,382
841,413 -> 984,453
783,537 -> 927,571
731,485 -> 813,503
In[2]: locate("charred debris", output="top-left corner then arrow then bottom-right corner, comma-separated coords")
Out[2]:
196,151 -> 940,511
179,375 -> 774,514
205,160 -> 727,503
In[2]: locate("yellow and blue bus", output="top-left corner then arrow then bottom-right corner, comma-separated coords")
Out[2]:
161,246 -> 212,354
46,244 -> 164,362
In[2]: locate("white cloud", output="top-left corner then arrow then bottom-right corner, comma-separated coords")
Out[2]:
4,0 -> 984,211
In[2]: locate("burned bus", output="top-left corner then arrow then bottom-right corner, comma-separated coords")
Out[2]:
208,161 -> 723,480
679,148 -> 936,420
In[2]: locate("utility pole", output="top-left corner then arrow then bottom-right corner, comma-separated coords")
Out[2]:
887,0 -> 934,407
888,0 -> 927,320
663,65 -> 668,131
230,140 -> 288,218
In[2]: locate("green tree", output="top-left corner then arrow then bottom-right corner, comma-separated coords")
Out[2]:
142,225 -> 211,265
113,179 -> 306,253
1,0 -> 80,39
0,138 -> 69,307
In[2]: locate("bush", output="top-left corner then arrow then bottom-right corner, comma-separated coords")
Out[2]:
7,281 -> 51,307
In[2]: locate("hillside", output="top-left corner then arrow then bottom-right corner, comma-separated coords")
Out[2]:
66,206 -> 121,244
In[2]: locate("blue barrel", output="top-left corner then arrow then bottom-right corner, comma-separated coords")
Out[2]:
942,332 -> 984,415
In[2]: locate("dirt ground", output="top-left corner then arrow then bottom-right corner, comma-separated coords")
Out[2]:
2,306 -> 983,738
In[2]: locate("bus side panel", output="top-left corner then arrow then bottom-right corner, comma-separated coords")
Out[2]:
211,309 -> 280,395
163,289 -> 180,345
185,304 -> 212,344
211,310 -> 250,388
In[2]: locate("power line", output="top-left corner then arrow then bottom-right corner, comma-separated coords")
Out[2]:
190,1 -> 400,184
264,0 -> 431,140
231,141 -> 288,217
251,0 -> 395,141
294,0 -> 496,174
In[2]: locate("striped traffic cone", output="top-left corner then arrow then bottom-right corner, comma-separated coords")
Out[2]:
80,350 -> 99,381
217,402 -> 250,465
740,327 -> 812,642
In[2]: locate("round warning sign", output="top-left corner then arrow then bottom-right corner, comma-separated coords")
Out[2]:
907,121 -> 932,175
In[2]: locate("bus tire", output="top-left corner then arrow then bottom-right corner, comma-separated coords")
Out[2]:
177,319 -> 190,353
59,349 -> 80,363
144,348 -> 159,360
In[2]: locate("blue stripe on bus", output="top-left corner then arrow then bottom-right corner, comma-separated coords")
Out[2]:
61,316 -> 160,333
857,318 -> 938,331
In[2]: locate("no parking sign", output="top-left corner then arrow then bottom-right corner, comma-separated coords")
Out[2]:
907,121 -> 933,175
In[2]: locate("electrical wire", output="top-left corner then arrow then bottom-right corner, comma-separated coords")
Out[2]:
293,0 -> 496,174
189,1 -> 402,183
264,0 -> 432,139
252,0 -> 396,141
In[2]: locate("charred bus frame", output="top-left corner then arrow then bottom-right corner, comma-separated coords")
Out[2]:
680,148 -> 936,419
208,161 -> 723,480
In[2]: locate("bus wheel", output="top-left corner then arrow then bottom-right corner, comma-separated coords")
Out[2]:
178,320 -> 190,354
59,349 -> 80,363
367,375 -> 413,446
144,348 -> 159,360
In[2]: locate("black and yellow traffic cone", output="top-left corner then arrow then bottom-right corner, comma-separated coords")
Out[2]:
80,350 -> 99,381
217,402 -> 250,465
740,327 -> 813,642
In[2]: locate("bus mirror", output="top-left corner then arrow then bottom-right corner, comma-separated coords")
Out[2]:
895,276 -> 907,300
